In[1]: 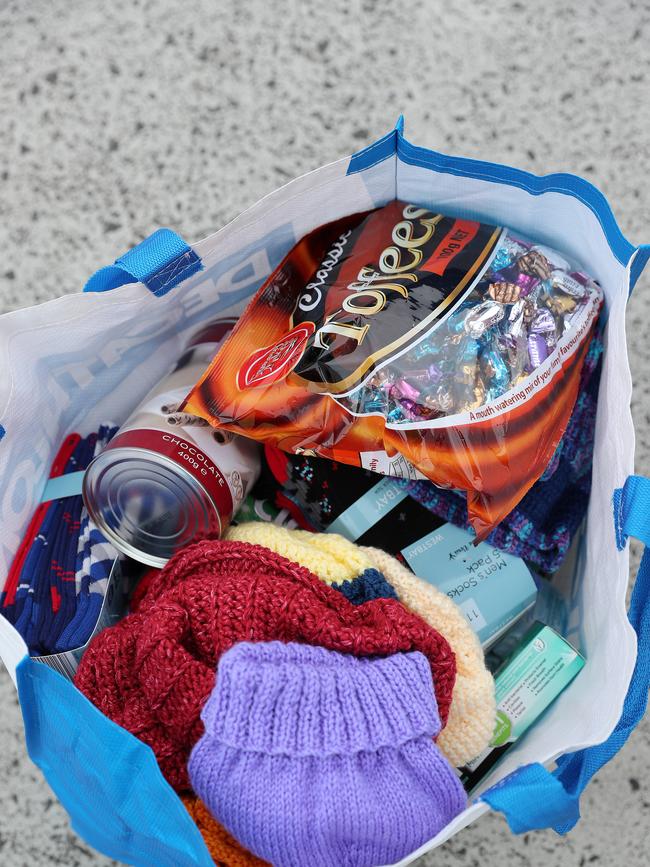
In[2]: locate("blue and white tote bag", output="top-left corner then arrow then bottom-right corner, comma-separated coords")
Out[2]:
0,119 -> 649,866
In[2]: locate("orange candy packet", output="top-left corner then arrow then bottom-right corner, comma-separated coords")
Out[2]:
182,201 -> 602,539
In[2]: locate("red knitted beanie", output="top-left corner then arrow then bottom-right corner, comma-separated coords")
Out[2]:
75,539 -> 456,791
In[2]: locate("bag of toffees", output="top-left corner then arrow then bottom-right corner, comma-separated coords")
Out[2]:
181,200 -> 603,539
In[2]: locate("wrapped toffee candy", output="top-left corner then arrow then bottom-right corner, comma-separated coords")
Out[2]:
182,201 -> 603,539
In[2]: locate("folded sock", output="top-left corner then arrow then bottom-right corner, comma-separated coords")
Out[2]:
189,641 -> 467,867
54,509 -> 117,652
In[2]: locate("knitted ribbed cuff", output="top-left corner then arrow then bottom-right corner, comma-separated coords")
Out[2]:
202,641 -> 442,756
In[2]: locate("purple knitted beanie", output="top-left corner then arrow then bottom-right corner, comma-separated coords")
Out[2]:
188,641 -> 467,867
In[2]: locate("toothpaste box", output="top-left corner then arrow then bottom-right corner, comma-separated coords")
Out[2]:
461,622 -> 585,791
401,522 -> 537,647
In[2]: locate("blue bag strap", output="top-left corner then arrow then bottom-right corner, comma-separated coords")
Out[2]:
483,474 -> 650,833
84,228 -> 202,296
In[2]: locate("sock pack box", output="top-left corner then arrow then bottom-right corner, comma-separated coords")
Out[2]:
401,522 -> 537,648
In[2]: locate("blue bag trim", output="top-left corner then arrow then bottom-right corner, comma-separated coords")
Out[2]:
347,128 -> 400,175
613,475 -> 650,549
17,657 -> 214,867
630,245 -> 650,294
345,115 -> 405,174
483,475 -> 650,834
347,126 -> 637,269
84,228 -> 202,297
613,485 -> 626,550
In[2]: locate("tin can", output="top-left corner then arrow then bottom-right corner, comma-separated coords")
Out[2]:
83,318 -> 261,567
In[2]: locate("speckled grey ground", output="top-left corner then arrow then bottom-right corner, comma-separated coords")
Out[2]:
0,1 -> 649,865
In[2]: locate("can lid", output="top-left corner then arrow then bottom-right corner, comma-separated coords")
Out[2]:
83,447 -> 221,569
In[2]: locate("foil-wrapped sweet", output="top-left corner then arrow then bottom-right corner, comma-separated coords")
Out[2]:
337,229 -> 602,421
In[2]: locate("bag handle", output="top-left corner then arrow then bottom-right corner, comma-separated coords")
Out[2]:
83,228 -> 201,296
483,474 -> 650,833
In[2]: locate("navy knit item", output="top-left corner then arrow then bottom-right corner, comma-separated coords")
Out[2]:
332,567 -> 398,605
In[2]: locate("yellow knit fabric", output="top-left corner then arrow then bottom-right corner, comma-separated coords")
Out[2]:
182,795 -> 269,866
225,523 -> 371,585
362,546 -> 496,768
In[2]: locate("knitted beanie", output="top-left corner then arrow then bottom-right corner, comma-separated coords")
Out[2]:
362,546 -> 496,767
225,523 -> 397,603
75,539 -> 456,791
189,642 -> 467,867
226,523 -> 370,583
225,523 -> 494,766
181,796 -> 269,867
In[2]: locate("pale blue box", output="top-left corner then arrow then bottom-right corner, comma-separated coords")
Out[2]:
401,523 -> 537,647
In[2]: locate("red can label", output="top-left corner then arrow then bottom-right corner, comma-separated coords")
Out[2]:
105,428 -> 235,520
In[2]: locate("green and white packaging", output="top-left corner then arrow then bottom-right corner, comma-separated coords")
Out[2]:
462,622 -> 585,790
